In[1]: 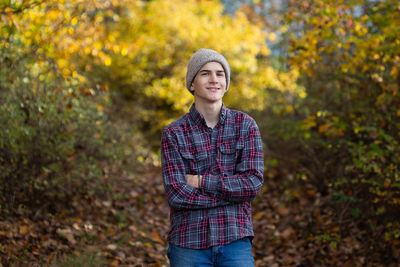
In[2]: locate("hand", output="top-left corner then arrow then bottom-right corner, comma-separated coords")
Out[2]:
186,174 -> 202,188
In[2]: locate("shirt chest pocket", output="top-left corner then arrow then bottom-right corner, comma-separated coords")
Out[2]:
218,139 -> 244,172
179,148 -> 208,175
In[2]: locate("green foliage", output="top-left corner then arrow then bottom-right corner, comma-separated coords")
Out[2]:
256,0 -> 400,251
76,0 -> 301,150
1,0 -> 301,153
52,251 -> 106,267
0,35 -> 118,213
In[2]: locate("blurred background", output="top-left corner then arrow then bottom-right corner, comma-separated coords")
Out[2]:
1,0 -> 399,266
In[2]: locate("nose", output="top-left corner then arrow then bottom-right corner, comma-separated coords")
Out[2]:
209,73 -> 218,83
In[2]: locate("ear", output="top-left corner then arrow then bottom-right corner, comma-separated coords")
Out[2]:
190,83 -> 195,92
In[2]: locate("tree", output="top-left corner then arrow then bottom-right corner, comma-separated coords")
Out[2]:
258,0 -> 400,260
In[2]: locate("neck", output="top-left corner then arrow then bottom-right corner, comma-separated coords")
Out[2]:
194,100 -> 222,129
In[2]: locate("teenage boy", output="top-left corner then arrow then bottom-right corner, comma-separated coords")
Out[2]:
161,48 -> 264,266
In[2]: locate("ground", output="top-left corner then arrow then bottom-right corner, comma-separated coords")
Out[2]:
0,166 -> 393,266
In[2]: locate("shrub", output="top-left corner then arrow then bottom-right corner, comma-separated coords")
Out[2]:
0,37 -> 119,214
257,0 -> 400,257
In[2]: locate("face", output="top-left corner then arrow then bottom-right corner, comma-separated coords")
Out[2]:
190,61 -> 227,104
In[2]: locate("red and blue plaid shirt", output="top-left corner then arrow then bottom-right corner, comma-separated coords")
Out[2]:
161,103 -> 264,249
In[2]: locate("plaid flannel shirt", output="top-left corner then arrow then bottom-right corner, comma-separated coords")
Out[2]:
161,103 -> 264,249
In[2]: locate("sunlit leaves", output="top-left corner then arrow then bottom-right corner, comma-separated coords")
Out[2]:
124,0 -> 273,113
284,0 -> 400,240
2,0 -> 302,148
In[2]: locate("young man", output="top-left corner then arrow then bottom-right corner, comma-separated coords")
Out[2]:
161,48 -> 264,266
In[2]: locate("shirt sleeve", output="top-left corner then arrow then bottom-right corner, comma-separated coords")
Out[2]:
201,119 -> 264,203
161,128 -> 230,210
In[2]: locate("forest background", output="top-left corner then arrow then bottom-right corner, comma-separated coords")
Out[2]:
1,0 -> 399,266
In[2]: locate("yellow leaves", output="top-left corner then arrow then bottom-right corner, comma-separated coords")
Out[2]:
94,41 -> 103,50
57,58 -> 68,69
301,113 -> 345,137
47,10 -> 60,21
337,27 -> 346,37
121,46 -> 128,56
127,0 -> 280,114
371,73 -> 383,83
390,67 -> 398,77
372,53 -> 380,60
71,17 -> 78,26
284,105 -> 293,113
260,45 -> 270,57
6,0 -> 303,129
353,21 -> 368,35
84,47 -> 91,55
301,115 -> 317,130
298,90 -> 307,99
104,56 -> 112,66
62,68 -> 71,78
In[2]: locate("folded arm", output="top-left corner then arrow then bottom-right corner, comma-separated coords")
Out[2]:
161,129 -> 230,210
201,120 -> 264,203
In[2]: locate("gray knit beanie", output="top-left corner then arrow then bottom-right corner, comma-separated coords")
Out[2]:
186,48 -> 230,94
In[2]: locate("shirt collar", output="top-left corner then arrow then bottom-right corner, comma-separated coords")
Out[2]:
188,103 -> 228,127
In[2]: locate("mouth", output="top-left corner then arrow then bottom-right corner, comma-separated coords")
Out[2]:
207,87 -> 220,90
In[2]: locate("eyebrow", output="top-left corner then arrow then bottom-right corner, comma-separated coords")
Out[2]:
199,70 -> 225,73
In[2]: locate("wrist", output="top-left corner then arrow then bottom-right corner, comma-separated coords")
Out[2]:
198,174 -> 201,189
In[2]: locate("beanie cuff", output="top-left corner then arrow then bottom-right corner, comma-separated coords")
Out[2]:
186,48 -> 230,94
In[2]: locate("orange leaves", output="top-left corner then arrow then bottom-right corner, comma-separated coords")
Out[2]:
318,123 -> 330,133
1,168 -> 168,265
19,225 -> 30,235
4,7 -> 13,14
300,112 -> 345,138
83,88 -> 95,96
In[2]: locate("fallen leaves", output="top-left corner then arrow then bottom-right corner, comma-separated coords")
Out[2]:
251,171 -> 400,266
1,167 -> 399,266
56,228 -> 76,245
0,167 -> 169,266
19,225 -> 30,235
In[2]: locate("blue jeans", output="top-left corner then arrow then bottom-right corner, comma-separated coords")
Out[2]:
167,238 -> 254,267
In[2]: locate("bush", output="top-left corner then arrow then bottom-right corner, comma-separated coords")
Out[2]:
257,0 -> 400,257
0,37 -> 120,214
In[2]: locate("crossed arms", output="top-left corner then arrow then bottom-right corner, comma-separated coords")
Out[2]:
161,121 -> 264,210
